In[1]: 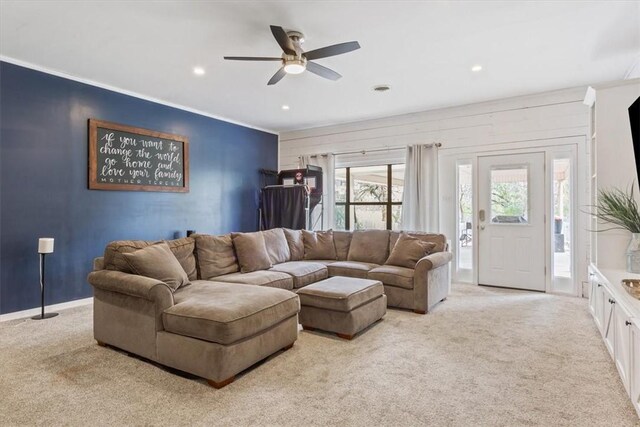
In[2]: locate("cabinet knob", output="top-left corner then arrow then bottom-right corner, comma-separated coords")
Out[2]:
626,321 -> 632,326
598,284 -> 602,288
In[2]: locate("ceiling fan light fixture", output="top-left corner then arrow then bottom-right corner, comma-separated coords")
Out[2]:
284,58 -> 306,75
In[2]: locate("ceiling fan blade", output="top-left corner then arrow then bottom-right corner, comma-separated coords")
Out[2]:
306,61 -> 342,81
267,68 -> 287,85
304,41 -> 360,60
270,25 -> 296,56
224,56 -> 282,61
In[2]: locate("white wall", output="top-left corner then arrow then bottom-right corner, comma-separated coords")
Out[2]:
280,86 -> 592,291
280,87 -> 589,169
594,80 -> 640,270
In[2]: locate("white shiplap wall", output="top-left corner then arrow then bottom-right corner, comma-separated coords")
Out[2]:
280,86 -> 592,292
279,86 -> 589,169
593,80 -> 640,270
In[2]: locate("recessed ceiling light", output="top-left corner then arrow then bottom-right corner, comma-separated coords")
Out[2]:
193,67 -> 205,76
373,84 -> 391,92
471,64 -> 483,72
281,105 -> 290,111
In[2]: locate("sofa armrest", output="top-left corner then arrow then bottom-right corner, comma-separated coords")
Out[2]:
88,270 -> 174,305
413,251 -> 452,314
93,257 -> 105,271
415,251 -> 452,271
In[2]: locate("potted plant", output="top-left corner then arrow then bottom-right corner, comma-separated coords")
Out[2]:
593,187 -> 640,273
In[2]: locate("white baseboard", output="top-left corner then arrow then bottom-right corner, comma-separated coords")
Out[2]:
0,297 -> 93,322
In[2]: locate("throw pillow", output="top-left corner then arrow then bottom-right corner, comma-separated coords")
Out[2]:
302,229 -> 337,260
122,242 -> 189,291
194,234 -> 239,279
103,240 -> 159,273
262,228 -> 291,265
385,233 -> 437,269
164,237 -> 197,280
232,232 -> 273,273
389,231 -> 446,254
284,229 -> 304,261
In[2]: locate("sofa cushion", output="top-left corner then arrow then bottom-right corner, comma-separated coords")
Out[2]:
367,265 -> 415,290
213,270 -> 294,290
104,240 -> 158,273
232,231 -> 272,273
262,228 -> 291,265
333,231 -> 353,261
194,234 -> 239,280
122,242 -> 189,291
303,260 -> 338,266
283,229 -> 304,261
165,237 -> 197,281
270,261 -> 328,288
297,277 -> 384,312
389,231 -> 447,253
348,230 -> 390,265
165,281 -> 299,345
302,230 -> 337,260
328,261 -> 379,279
386,233 -> 437,269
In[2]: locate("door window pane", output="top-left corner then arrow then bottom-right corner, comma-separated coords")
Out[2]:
350,165 -> 388,202
391,164 -> 405,202
490,166 -> 529,224
350,205 -> 386,230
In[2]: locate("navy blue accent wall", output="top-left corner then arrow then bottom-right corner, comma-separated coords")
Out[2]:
0,61 -> 278,314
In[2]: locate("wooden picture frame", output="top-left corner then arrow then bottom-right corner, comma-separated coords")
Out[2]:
88,119 -> 189,192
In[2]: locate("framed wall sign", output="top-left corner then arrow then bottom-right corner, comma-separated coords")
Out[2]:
88,119 -> 189,192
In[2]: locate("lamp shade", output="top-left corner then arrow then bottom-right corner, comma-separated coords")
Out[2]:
38,238 -> 54,254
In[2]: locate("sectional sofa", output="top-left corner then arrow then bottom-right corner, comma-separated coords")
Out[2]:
88,228 -> 451,387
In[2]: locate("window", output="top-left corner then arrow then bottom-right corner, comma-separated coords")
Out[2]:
489,166 -> 529,224
335,164 -> 404,230
552,157 -> 573,291
457,162 -> 473,273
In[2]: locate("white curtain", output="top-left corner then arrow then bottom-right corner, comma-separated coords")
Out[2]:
299,153 -> 335,230
401,144 -> 439,232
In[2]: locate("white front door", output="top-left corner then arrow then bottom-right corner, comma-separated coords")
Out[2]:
477,152 -> 546,291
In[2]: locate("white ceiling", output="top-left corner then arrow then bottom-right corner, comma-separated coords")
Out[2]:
1,1 -> 639,133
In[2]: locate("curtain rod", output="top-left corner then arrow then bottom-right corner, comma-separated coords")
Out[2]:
300,143 -> 441,159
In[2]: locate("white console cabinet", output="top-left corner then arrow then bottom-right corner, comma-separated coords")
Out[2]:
588,265 -> 640,416
631,320 -> 640,415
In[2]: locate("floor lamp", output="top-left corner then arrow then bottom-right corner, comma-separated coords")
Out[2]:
32,237 -> 58,320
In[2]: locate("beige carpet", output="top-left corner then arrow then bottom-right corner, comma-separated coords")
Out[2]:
0,283 -> 637,426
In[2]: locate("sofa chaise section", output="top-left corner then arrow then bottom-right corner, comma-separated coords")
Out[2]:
88,268 -> 300,388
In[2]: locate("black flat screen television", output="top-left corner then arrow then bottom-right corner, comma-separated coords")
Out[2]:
631,96 -> 640,184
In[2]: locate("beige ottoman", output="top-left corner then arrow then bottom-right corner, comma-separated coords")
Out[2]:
298,276 -> 387,340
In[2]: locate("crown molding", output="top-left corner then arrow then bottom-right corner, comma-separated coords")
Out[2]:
0,55 -> 278,135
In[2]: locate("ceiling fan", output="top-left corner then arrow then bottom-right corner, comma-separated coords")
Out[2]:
224,25 -> 360,85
